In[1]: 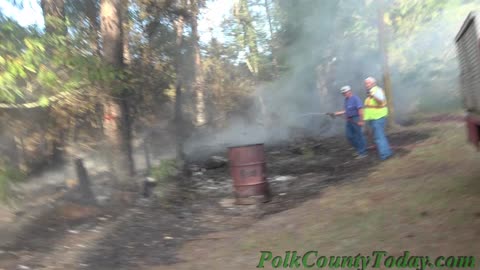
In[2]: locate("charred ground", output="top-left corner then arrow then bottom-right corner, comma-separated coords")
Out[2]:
0,124 -> 433,269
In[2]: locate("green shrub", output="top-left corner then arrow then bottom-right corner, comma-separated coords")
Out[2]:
301,146 -> 315,159
149,159 -> 179,201
151,159 -> 177,182
0,166 -> 26,204
0,174 -> 10,203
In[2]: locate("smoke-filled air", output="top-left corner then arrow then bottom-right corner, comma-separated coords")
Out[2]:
186,0 -> 473,155
1,0 -> 480,269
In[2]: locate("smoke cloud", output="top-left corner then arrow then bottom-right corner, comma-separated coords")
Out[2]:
184,0 -> 475,158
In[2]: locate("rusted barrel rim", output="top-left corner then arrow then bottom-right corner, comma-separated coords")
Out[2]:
233,182 -> 266,187
229,161 -> 265,166
228,143 -> 264,149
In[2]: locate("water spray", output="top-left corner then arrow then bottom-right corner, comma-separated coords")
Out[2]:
296,112 -> 335,119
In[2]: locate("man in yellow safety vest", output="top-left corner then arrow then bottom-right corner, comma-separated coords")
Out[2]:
363,77 -> 393,160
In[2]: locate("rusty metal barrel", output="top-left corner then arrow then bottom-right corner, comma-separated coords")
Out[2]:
228,143 -> 270,204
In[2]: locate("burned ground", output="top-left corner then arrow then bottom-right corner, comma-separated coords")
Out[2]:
0,127 -> 432,269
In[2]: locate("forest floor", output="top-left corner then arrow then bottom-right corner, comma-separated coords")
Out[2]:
0,113 -> 479,270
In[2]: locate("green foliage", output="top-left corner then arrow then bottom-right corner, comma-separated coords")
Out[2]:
388,0 -> 451,36
149,159 -> 180,202
230,0 -> 261,75
38,95 -> 50,107
0,175 -> 10,204
2,0 -> 477,172
151,159 -> 178,183
0,12 -> 119,105
203,38 -> 257,117
2,166 -> 26,183
301,146 -> 315,159
0,163 -> 26,204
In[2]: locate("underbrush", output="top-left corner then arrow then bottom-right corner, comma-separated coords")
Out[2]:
150,159 -> 179,201
151,159 -> 177,181
0,165 -> 26,204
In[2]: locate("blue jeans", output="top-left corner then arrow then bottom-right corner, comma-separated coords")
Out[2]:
368,117 -> 393,160
346,116 -> 367,156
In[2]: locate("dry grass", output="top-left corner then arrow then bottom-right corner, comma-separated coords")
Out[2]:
148,120 -> 480,270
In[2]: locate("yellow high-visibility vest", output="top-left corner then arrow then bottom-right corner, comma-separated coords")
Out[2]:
364,86 -> 388,121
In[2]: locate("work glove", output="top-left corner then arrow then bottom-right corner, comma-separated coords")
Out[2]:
326,112 -> 335,118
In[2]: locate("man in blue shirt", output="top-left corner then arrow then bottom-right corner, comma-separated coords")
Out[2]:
328,85 -> 368,158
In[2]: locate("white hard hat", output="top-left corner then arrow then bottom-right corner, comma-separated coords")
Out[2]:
340,85 -> 351,93
365,77 -> 376,83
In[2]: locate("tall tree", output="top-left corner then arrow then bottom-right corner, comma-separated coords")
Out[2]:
85,0 -> 101,55
377,0 -> 395,128
174,4 -> 186,170
100,0 -> 135,178
263,0 -> 278,76
189,0 -> 206,126
122,0 -> 132,65
40,0 -> 66,35
233,0 -> 260,76
40,0 -> 68,163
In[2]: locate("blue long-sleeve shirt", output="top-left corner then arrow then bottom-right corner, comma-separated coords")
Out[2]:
344,95 -> 363,118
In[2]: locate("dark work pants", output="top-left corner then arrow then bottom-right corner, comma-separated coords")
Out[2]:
346,116 -> 367,156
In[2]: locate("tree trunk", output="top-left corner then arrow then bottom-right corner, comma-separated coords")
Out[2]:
40,0 -> 66,35
122,0 -> 132,65
100,0 -> 123,67
377,0 -> 395,128
40,0 -> 67,165
84,0 -> 105,143
73,158 -> 97,205
264,0 -> 278,76
120,97 -> 135,175
174,14 -> 186,170
85,0 -> 101,56
100,0 -> 135,179
190,0 -> 206,126
8,134 -> 20,171
143,132 -> 152,174
18,133 -> 27,172
123,34 -> 131,65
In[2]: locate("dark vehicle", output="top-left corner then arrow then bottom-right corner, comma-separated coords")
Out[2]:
455,11 -> 480,150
